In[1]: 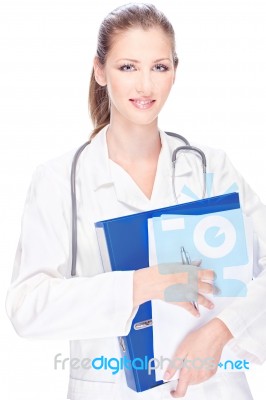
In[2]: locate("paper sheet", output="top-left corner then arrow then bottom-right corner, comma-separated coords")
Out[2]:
148,210 -> 253,382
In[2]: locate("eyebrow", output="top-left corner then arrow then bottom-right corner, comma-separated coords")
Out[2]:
115,58 -> 172,63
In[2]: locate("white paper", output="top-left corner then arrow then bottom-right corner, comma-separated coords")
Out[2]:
148,213 -> 253,382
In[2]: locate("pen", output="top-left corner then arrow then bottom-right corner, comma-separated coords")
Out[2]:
180,246 -> 199,312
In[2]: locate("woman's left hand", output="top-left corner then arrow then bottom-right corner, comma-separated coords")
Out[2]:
164,318 -> 233,398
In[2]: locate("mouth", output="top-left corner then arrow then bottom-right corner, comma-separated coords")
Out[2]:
129,98 -> 156,110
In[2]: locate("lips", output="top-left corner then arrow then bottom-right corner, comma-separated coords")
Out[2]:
129,98 -> 156,110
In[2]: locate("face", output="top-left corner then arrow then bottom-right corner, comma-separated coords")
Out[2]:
94,27 -> 176,128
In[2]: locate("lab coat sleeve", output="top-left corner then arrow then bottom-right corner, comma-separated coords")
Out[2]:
5,164 -> 138,340
214,152 -> 266,364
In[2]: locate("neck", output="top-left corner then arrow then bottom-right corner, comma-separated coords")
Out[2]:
106,118 -> 161,164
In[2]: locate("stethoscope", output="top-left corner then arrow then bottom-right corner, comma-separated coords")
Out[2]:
70,131 -> 207,276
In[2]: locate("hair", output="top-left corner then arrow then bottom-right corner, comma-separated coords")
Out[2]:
88,3 -> 179,139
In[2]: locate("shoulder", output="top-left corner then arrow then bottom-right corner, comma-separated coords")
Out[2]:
37,147 -> 76,175
192,142 -> 228,168
28,126 -> 108,202
28,146 -> 82,201
161,130 -> 228,167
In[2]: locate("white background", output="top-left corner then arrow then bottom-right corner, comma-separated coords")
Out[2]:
1,0 -> 266,398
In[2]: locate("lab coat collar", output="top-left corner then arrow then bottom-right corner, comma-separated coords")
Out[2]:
159,129 -> 193,178
87,125 -> 193,208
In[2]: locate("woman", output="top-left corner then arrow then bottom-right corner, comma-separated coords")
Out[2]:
6,3 -> 266,399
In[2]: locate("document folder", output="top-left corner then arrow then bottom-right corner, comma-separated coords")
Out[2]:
95,192 -> 244,392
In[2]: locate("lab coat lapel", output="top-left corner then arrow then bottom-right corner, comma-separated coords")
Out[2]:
106,129 -> 194,210
86,126 -> 194,210
106,129 -> 175,211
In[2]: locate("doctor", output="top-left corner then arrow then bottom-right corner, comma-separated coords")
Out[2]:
6,3 -> 266,400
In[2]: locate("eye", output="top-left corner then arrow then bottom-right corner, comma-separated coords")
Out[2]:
153,63 -> 169,72
119,63 -> 136,72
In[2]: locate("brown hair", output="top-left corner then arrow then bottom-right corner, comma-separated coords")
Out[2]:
88,3 -> 178,139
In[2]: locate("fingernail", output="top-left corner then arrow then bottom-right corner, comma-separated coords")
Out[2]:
192,259 -> 202,266
164,371 -> 171,380
194,259 -> 202,264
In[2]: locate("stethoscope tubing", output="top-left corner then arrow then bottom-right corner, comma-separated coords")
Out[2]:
70,131 -> 207,276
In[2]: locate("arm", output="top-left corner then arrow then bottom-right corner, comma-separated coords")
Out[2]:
5,164 -> 136,340
164,150 -> 266,397
166,318 -> 233,398
215,152 -> 266,364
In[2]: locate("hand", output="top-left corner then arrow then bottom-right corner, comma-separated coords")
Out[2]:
158,260 -> 216,317
163,318 -> 233,398
133,263 -> 216,317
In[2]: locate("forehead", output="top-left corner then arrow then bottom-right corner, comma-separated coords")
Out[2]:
108,27 -> 172,61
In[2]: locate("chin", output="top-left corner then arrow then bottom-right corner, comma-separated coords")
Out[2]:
127,111 -> 160,127
128,118 -> 158,128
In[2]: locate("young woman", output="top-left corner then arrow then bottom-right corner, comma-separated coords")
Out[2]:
6,3 -> 266,400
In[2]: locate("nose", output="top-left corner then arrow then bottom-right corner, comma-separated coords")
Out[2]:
135,70 -> 154,95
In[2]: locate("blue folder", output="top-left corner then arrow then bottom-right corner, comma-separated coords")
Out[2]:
94,192 -> 241,392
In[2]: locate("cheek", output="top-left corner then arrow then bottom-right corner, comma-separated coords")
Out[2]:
106,83 -> 119,105
107,74 -> 133,100
153,72 -> 175,92
157,78 -> 174,99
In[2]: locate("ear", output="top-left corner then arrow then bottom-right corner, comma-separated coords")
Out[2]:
93,56 -> 106,86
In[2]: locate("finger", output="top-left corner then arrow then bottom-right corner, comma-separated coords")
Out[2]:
190,259 -> 202,267
198,269 -> 215,281
197,293 -> 214,310
164,351 -> 188,381
198,281 -> 220,295
171,374 -> 190,398
176,301 -> 200,317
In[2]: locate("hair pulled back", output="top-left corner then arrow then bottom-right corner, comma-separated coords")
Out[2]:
88,3 -> 178,139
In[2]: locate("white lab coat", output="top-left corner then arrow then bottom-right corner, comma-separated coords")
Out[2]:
6,125 -> 266,400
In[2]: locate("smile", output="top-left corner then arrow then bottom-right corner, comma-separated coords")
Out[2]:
129,99 -> 156,110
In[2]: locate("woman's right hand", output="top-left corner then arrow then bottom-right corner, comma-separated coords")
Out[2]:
133,263 -> 216,317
